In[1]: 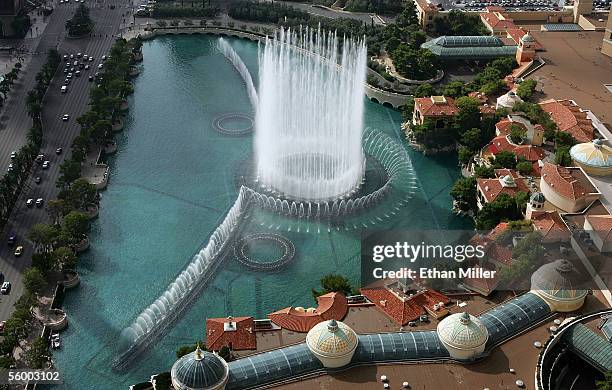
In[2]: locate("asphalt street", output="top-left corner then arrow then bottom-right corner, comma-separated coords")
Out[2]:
0,0 -> 130,321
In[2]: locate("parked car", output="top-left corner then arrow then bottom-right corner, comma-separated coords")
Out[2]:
13,246 -> 23,256
61,85 -> 67,93
97,63 -> 103,69
77,52 -> 82,58
1,282 -> 11,295
89,56 -> 94,62
84,64 -> 90,70
7,235 -> 16,246
10,151 -> 16,159
0,321 -> 6,333
6,163 -> 13,173
75,70 -> 81,77
26,199 -> 34,207
64,78 -> 70,85
63,54 -> 68,61
67,72 -> 73,79
88,75 -> 94,82
35,198 -> 43,208
35,154 -> 44,163
42,161 -> 50,169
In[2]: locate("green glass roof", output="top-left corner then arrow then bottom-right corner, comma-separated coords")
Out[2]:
564,323 -> 612,373
422,36 -> 517,60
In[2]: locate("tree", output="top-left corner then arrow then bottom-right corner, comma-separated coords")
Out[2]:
57,159 -> 82,188
457,145 -> 473,165
509,123 -> 527,144
25,337 -> 49,369
312,274 -> 354,302
176,340 -> 205,358
555,146 -> 572,167
461,128 -> 483,151
23,268 -> 46,295
455,97 -> 481,132
396,0 -> 418,27
474,165 -> 495,178
413,83 -> 435,98
555,131 -> 577,148
490,150 -> 517,169
476,193 -> 522,230
516,161 -> 533,176
28,223 -> 58,253
51,247 -> 78,270
450,176 -> 477,212
442,81 -> 468,98
66,4 -> 94,36
516,79 -> 537,101
62,211 -> 90,243
597,371 -> 612,390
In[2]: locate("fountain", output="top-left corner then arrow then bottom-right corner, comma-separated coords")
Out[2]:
255,27 -> 367,201
114,30 -> 413,370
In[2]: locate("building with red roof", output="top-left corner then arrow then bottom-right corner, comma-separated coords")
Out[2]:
477,169 -> 530,209
412,96 -> 458,127
540,162 -> 601,213
267,292 -> 348,333
540,99 -> 595,143
530,210 -> 572,243
360,285 -> 450,326
584,215 -> 612,252
206,316 -> 257,352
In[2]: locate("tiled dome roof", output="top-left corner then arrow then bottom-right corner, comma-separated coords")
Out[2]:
570,140 -> 612,168
531,259 -> 588,301
305,320 -> 358,358
171,346 -> 228,390
437,312 -> 488,350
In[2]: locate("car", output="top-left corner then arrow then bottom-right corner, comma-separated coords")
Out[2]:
34,176 -> 41,184
77,52 -> 82,58
61,85 -> 67,93
63,54 -> 68,60
64,79 -> 70,85
7,163 -> 13,172
63,68 -> 68,74
0,321 -> 6,333
62,114 -> 69,121
83,54 -> 88,60
75,70 -> 81,77
102,55 -> 107,61
7,235 -> 16,246
97,63 -> 103,69
14,246 -> 23,256
70,67 -> 75,72
35,154 -> 44,163
84,64 -> 90,70
73,60 -> 78,67
1,282 -> 11,295
36,198 -> 43,208
89,56 -> 94,62
70,54 -> 74,59
10,151 -> 16,159
56,148 -> 63,155
67,73 -> 73,79
42,161 -> 50,169
88,75 -> 93,82
26,199 -> 34,207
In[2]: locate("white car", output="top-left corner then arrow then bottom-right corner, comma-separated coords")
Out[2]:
62,114 -> 69,121
42,161 -> 50,169
97,63 -> 103,69
26,199 -> 34,207
67,73 -> 73,79
35,198 -> 44,208
10,151 -> 16,159
7,163 -> 13,172
1,282 -> 11,295
61,85 -> 67,93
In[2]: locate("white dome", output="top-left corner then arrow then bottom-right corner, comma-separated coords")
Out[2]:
496,91 -> 524,109
306,320 -> 358,367
437,312 -> 488,351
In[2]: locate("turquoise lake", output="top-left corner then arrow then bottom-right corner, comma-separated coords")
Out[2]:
51,35 -> 471,389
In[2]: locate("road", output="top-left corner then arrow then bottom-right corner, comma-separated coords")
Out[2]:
276,1 -> 388,24
0,0 -> 130,321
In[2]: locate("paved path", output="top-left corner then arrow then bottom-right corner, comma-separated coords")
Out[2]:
0,0 -> 129,322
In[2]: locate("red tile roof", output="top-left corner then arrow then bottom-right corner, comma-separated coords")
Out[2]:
541,163 -> 596,201
206,316 -> 257,351
477,169 -> 529,203
507,27 -> 544,50
463,265 -> 500,296
480,11 -> 516,30
585,215 -> 612,243
514,145 -> 546,162
360,287 -> 450,326
414,96 -> 458,117
530,211 -> 571,243
496,118 -> 527,136
484,135 -> 516,158
267,292 -> 348,333
540,99 -> 594,143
